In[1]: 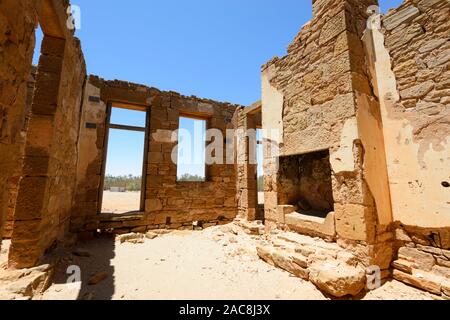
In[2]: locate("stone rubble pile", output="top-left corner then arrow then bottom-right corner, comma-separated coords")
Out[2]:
0,264 -> 53,300
257,231 -> 368,297
392,245 -> 450,299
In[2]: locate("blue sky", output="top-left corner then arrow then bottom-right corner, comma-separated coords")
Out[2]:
33,0 -> 404,177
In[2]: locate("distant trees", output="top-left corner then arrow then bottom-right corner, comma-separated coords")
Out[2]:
104,175 -> 142,191
258,175 -> 264,192
103,174 -> 262,190
177,173 -> 205,182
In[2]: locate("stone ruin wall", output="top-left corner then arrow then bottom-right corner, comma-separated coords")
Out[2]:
261,0 -> 395,272
0,0 -> 38,250
2,67 -> 37,239
144,87 -> 238,230
4,0 -> 88,268
259,0 -> 450,297
0,0 -> 449,298
365,0 -> 450,298
72,77 -> 240,234
380,0 -> 450,230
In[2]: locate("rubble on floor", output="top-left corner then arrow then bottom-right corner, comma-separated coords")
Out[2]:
234,218 -> 265,236
0,264 -> 53,300
392,245 -> 450,299
256,231 -> 369,297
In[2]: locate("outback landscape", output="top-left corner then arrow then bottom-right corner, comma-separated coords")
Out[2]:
0,0 -> 449,302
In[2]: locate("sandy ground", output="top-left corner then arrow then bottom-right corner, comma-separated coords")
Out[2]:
102,191 -> 264,214
258,192 -> 264,205
0,240 -> 10,267
101,191 -> 141,213
38,225 -> 434,300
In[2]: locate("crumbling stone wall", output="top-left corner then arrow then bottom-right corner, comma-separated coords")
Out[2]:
379,0 -> 450,228
2,67 -> 37,239
360,0 -> 450,298
0,0 -> 38,250
8,2 -> 87,267
258,0 -> 449,297
73,77 -> 240,233
392,224 -> 450,298
263,0 -> 389,250
145,89 -> 238,230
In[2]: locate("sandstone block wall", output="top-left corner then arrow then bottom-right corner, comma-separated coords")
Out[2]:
261,0 -> 391,242
392,225 -> 450,298
0,0 -> 38,250
73,77 -> 240,233
145,89 -> 238,229
378,0 -> 450,228
6,0 -> 87,268
2,67 -> 37,239
360,0 -> 450,297
258,0 -> 450,296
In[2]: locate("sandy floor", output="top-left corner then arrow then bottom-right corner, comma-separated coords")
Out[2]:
258,192 -> 264,205
39,225 -> 435,300
101,191 -> 141,214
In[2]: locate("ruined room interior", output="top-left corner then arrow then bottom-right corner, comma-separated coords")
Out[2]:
0,0 -> 449,300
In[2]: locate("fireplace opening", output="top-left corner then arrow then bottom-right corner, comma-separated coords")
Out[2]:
278,150 -> 334,219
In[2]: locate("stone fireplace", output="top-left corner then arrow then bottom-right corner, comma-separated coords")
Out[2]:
278,150 -> 334,219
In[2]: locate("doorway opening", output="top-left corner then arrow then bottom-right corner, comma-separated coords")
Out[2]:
100,105 -> 148,214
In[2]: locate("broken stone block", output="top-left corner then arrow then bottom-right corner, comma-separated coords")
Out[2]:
0,264 -> 53,299
432,265 -> 450,279
272,251 -> 309,280
309,262 -> 366,298
416,244 -> 443,256
256,245 -> 275,266
436,258 -> 450,268
398,247 -> 435,271
393,269 -> 442,295
118,233 -> 145,244
392,259 -> 415,274
145,231 -> 158,240
291,253 -> 308,268
295,244 -> 316,257
442,280 -> 450,297
336,251 -> 359,267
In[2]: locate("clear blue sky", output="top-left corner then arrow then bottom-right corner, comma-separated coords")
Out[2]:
33,0 -> 403,177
